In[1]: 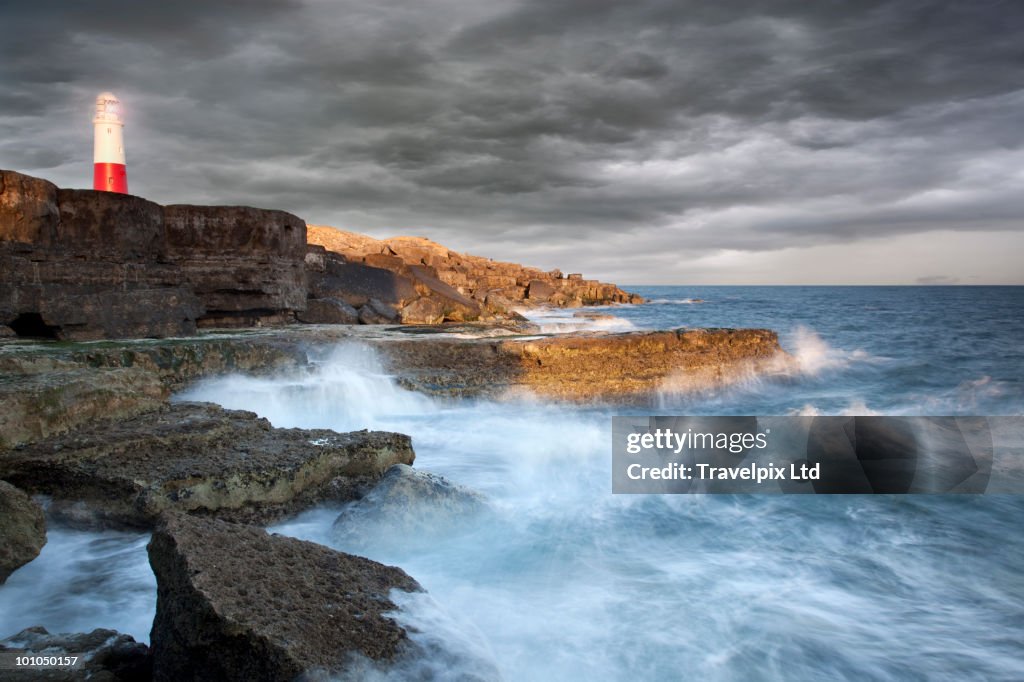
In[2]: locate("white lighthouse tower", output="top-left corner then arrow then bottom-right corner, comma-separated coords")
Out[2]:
93,92 -> 128,193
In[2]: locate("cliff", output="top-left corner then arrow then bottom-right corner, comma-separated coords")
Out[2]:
307,225 -> 643,322
0,170 -> 306,339
1,170 -> 642,339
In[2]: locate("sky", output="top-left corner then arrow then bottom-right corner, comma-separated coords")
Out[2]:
2,0 -> 1022,284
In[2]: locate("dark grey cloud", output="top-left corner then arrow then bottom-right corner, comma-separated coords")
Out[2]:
2,0 -> 1022,283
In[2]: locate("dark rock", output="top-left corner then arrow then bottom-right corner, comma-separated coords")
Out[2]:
297,297 -> 359,324
0,402 -> 415,527
163,204 -> 307,323
308,249 -> 418,309
332,464 -> 489,550
0,480 -> 46,583
148,513 -> 420,682
359,298 -> 400,325
0,626 -> 151,681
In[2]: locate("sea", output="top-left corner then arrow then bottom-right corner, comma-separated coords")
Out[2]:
2,286 -> 1022,681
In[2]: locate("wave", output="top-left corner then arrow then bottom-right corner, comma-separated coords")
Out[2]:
514,307 -> 640,334
786,326 -> 879,376
174,343 -> 436,431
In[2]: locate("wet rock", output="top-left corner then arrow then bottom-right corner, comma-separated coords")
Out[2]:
359,298 -> 400,325
297,297 -> 359,324
0,359 -> 166,449
0,481 -> 46,583
148,513 -> 420,682
373,328 -> 789,403
332,464 -> 489,549
0,402 -> 415,527
0,626 -> 151,681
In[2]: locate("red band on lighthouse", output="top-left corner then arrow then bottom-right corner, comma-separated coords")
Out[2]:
93,92 -> 128,194
93,163 -> 128,194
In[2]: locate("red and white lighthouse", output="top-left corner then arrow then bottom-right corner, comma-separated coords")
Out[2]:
92,92 -> 128,193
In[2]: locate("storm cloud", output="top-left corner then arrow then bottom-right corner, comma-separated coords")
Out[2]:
2,0 -> 1022,283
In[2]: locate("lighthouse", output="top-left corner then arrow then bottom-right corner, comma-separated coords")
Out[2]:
93,92 -> 128,193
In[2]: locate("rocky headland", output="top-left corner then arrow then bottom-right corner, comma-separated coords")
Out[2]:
0,169 -> 792,679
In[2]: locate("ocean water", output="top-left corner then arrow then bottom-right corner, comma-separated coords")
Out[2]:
2,286 -> 1022,681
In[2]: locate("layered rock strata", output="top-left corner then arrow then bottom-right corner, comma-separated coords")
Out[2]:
148,513 -> 420,682
307,225 -> 644,322
0,170 -> 306,339
0,402 -> 415,527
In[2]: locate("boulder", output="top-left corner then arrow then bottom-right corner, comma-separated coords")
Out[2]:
526,279 -> 556,302
308,249 -> 419,309
400,297 -> 445,325
0,481 -> 46,583
297,297 -> 359,325
332,464 -> 489,550
0,402 -> 415,527
359,299 -> 400,325
148,513 -> 420,682
0,626 -> 151,681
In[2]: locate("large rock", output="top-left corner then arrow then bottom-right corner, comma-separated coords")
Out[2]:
0,481 -> 46,583
306,247 -> 419,308
297,297 -> 359,324
163,204 -> 307,325
372,328 -> 790,402
0,402 -> 415,527
148,513 -> 420,682
332,464 -> 489,550
0,359 -> 166,449
0,626 -> 151,681
400,297 -> 446,325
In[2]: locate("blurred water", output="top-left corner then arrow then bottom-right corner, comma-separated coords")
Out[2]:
3,286 -> 1022,680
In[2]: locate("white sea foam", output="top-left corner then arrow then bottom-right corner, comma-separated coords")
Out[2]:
514,307 -> 640,334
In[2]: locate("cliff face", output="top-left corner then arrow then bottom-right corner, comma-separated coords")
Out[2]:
307,225 -> 643,321
0,170 -> 306,339
1,169 -> 641,339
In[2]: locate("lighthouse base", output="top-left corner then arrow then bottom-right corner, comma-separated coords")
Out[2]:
93,163 -> 128,194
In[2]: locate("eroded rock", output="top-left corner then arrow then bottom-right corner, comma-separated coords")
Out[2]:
0,402 -> 415,527
0,481 -> 46,583
148,513 -> 420,682
297,297 -> 359,325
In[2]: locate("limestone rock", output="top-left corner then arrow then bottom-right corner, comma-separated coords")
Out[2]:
372,328 -> 789,403
526,279 -> 556,302
332,464 -> 489,549
307,224 -> 642,315
0,402 -> 415,527
297,297 -> 359,325
148,513 -> 420,682
0,170 -> 59,246
0,481 -> 46,583
0,626 -> 151,681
